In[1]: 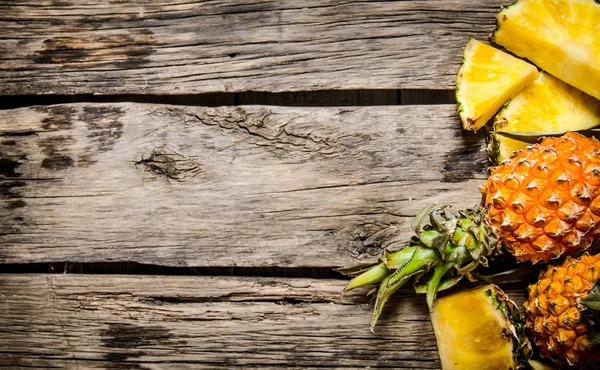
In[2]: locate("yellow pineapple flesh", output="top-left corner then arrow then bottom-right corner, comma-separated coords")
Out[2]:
481,133 -> 600,263
456,38 -> 538,132
490,72 -> 600,163
492,0 -> 600,100
430,284 -> 531,370
525,253 -> 600,366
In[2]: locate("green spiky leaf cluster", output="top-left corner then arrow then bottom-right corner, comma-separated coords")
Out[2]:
336,205 -> 500,330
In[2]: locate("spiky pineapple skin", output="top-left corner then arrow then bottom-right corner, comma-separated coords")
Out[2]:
481,133 -> 600,263
525,253 -> 600,366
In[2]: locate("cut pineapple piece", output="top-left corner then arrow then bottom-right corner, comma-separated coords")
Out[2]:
492,0 -> 600,100
456,39 -> 538,132
430,285 -> 531,370
489,72 -> 600,163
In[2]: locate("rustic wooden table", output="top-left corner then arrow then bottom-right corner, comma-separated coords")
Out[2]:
0,1 -> 525,368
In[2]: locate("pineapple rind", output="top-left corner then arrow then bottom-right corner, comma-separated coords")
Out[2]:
492,0 -> 600,100
487,130 -> 503,166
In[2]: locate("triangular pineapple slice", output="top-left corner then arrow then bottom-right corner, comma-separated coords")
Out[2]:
457,39 -> 539,132
489,72 -> 600,163
430,285 -> 532,370
492,0 -> 600,100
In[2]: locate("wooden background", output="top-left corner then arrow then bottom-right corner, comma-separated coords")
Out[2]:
0,1 -> 516,369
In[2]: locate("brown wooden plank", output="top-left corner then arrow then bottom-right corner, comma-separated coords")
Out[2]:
0,274 -> 528,369
0,103 -> 487,267
0,0 -> 503,95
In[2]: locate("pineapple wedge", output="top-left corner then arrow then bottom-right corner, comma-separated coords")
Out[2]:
430,285 -> 531,370
492,0 -> 600,100
457,39 -> 538,132
490,72 -> 600,163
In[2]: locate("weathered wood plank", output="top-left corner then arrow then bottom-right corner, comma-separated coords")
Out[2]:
0,0 -> 503,95
0,274 -> 528,369
0,103 -> 487,267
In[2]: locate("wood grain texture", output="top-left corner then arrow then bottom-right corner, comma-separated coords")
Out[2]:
0,0 -> 503,95
0,103 -> 487,267
0,274 -> 529,369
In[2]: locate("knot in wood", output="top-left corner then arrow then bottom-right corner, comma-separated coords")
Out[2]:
135,147 -> 202,182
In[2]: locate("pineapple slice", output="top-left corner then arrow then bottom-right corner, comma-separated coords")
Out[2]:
489,72 -> 600,163
492,0 -> 600,100
456,39 -> 538,132
430,285 -> 532,370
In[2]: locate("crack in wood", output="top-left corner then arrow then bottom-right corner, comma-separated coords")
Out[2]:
172,106 -> 364,162
46,276 -> 77,367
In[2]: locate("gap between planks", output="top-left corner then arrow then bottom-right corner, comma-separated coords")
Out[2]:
1,262 -> 346,279
0,89 -> 456,110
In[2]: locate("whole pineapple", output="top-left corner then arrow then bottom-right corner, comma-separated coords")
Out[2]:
481,133 -> 600,264
525,253 -> 600,367
341,133 -> 600,328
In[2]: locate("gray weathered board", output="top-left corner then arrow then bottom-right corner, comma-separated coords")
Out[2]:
0,1 -> 505,369
0,103 -> 487,267
0,274 -> 529,369
0,0 -> 503,95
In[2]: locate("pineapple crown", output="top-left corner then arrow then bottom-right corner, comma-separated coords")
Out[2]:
337,204 -> 500,330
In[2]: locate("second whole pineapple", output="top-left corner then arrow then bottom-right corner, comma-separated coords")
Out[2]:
525,253 -> 600,367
